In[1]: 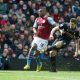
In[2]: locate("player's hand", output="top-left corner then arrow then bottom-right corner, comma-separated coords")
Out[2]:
33,50 -> 40,56
33,33 -> 37,38
33,34 -> 36,38
40,47 -> 48,53
49,34 -> 54,40
73,52 -> 78,58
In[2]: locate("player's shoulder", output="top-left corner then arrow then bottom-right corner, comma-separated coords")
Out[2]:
36,17 -> 39,20
47,16 -> 53,20
35,17 -> 41,22
75,29 -> 79,34
75,30 -> 80,38
59,23 -> 68,29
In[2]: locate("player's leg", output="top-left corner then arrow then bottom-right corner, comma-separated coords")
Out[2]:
44,40 -> 63,53
39,40 -> 62,72
44,40 -> 68,72
24,43 -> 37,70
49,50 -> 57,72
35,54 -> 42,72
33,50 -> 42,72
35,38 -> 48,71
44,38 -> 70,53
73,27 -> 80,57
73,38 -> 80,57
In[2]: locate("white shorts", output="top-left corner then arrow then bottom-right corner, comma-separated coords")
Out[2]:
78,50 -> 80,55
31,37 -> 48,51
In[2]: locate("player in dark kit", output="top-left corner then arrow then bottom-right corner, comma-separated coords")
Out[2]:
42,18 -> 80,64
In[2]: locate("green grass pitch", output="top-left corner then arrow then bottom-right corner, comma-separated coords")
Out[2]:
0,71 -> 80,80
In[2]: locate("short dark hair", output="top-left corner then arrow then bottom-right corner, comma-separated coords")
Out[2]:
38,6 -> 46,12
70,18 -> 77,25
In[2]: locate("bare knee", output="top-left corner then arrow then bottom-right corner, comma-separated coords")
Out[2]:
55,41 -> 63,48
31,43 -> 37,50
49,50 -> 57,57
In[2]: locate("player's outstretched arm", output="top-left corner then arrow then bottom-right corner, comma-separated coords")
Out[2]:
73,38 -> 79,57
33,19 -> 37,38
50,26 -> 59,39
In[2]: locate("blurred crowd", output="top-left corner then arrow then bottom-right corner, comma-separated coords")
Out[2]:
0,0 -> 80,61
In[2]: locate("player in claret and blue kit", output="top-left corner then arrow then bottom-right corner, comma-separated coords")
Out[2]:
24,7 -> 57,71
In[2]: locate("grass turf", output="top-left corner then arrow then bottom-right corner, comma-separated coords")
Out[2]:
0,71 -> 80,80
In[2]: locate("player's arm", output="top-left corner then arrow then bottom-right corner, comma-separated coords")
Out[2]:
42,26 -> 60,52
47,17 -> 58,27
50,26 -> 59,36
74,39 -> 79,57
75,31 -> 80,51
47,17 -> 59,39
73,31 -> 80,57
49,26 -> 59,40
33,19 -> 37,37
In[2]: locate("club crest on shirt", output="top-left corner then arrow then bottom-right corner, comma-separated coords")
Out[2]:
42,20 -> 45,23
37,18 -> 45,24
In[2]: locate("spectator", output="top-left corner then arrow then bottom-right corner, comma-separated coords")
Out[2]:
8,47 -> 16,58
0,0 -> 8,17
63,0 -> 70,10
22,4 -> 30,20
9,4 -> 18,15
31,3 -> 37,16
0,32 -> 5,49
72,1 -> 79,13
59,16 -> 65,24
52,3 -> 59,22
3,44 -> 8,49
16,9 -> 25,20
30,15 -> 35,27
67,6 -> 72,17
15,43 -> 23,57
63,10 -> 70,22
16,19 -> 24,30
22,17 -> 26,27
36,0 -> 43,10
77,16 -> 80,28
0,14 -> 7,30
18,0 -> 24,9
19,34 -> 27,46
71,12 -> 77,18
45,0 -> 51,11
0,48 -> 10,70
27,35 -> 33,45
18,45 -> 29,59
8,14 -> 18,24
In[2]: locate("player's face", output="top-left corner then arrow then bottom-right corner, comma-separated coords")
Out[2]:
38,9 -> 46,17
70,22 -> 77,29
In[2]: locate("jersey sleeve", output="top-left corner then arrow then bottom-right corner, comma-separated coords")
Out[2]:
33,19 -> 37,28
75,31 -> 80,38
59,23 -> 68,31
47,17 -> 56,26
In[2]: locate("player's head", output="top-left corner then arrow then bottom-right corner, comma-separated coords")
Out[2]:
38,7 -> 46,17
70,18 -> 77,29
